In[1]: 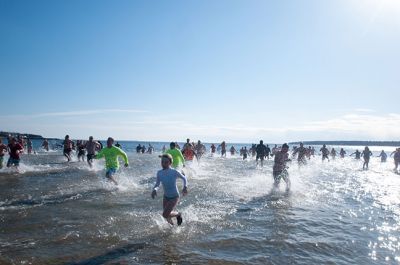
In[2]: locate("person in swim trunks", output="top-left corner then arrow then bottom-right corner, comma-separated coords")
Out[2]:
95,137 -> 129,185
273,143 -> 291,191
293,142 -> 307,165
85,136 -> 101,167
340,148 -> 346,158
350,150 -> 361,159
152,154 -> 188,226
378,150 -> 387,163
7,137 -> 24,169
42,139 -> 49,151
0,138 -> 8,169
63,135 -> 75,162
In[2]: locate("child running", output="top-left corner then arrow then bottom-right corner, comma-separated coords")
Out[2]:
151,154 -> 188,226
95,137 -> 129,185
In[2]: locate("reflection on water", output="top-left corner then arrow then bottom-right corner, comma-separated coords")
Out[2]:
0,144 -> 400,264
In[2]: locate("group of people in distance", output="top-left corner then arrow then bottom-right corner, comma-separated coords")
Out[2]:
1,135 -> 400,226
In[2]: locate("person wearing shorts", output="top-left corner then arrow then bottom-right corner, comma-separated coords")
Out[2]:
95,137 -> 128,185
152,154 -> 188,226
7,138 -> 24,169
85,136 -> 101,167
272,143 -> 291,191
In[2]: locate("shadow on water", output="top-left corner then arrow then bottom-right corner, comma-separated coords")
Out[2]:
0,188 -> 117,209
64,242 -> 148,265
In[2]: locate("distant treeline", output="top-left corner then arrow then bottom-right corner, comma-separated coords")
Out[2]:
289,141 -> 400,147
0,131 -> 43,139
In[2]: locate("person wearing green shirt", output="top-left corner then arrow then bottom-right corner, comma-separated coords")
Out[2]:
95,137 -> 129,185
165,142 -> 185,169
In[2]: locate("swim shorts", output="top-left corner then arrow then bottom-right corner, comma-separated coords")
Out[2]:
106,168 -> 117,177
7,157 -> 20,167
87,154 -> 95,161
163,196 -> 179,217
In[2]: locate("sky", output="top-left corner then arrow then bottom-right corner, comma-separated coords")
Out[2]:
0,0 -> 399,143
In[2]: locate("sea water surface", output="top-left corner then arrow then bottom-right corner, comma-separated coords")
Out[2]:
1,141 -> 400,264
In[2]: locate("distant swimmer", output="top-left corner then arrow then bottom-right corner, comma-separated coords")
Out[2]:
162,145 -> 167,153
77,140 -> 86,162
63,135 -> 75,162
85,136 -> 101,167
230,146 -> 236,156
320,144 -> 329,161
220,141 -> 227,157
141,145 -> 147,154
165,142 -> 186,170
136,144 -> 142,153
151,154 -> 188,226
293,142 -> 307,165
273,143 -> 291,191
390,148 -> 400,173
147,144 -> 154,154
361,146 -> 373,170
350,150 -> 361,160
115,142 -> 121,148
210,144 -> 216,155
7,137 -> 24,170
27,138 -> 33,154
95,137 -> 129,185
42,139 -> 49,152
340,148 -> 346,158
330,148 -> 337,159
0,138 -> 8,169
378,150 -> 387,162
256,140 -> 268,167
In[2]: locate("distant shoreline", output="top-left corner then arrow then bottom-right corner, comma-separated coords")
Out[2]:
289,141 -> 400,147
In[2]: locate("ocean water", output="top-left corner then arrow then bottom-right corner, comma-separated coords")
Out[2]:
1,141 -> 399,264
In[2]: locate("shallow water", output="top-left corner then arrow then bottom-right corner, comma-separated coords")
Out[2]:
1,144 -> 400,264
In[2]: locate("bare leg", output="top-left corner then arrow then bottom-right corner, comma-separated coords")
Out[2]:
106,172 -> 118,185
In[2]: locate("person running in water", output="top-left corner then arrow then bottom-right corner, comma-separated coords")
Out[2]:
95,137 -> 129,185
330,148 -> 337,159
183,138 -> 192,150
42,139 -> 49,151
85,136 -> 101,167
293,142 -> 307,165
27,138 -> 33,154
242,146 -> 249,160
320,144 -> 329,161
273,143 -> 291,191
256,140 -> 268,167
0,138 -> 8,169
390,148 -> 400,173
195,140 -> 206,160
378,150 -> 387,162
361,146 -> 373,170
115,142 -> 121,148
151,154 -> 188,226
63,135 -> 75,162
230,146 -> 236,156
182,144 -> 197,163
165,142 -> 186,170
340,148 -> 346,158
210,144 -> 216,156
7,137 -> 24,170
77,140 -> 86,162
162,145 -> 167,153
350,150 -> 361,159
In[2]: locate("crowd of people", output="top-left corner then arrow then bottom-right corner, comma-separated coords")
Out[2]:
1,134 -> 400,226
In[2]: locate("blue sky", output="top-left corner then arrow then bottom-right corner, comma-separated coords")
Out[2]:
1,0 -> 399,142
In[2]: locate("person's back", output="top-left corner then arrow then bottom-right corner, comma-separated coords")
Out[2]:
166,147 -> 185,168
256,144 -> 266,156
